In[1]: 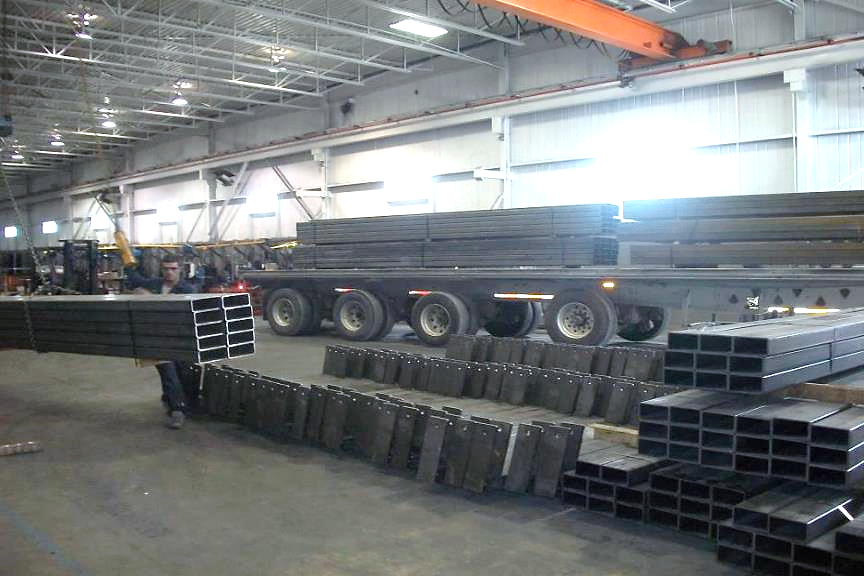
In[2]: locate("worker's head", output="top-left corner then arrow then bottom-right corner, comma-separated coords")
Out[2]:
161,255 -> 182,286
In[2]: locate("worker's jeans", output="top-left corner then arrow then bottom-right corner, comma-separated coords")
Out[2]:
156,361 -> 197,412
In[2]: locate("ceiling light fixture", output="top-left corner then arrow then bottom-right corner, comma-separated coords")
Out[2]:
175,80 -> 195,90
101,119 -> 116,128
171,92 -> 188,107
50,131 -> 65,147
67,5 -> 97,40
10,151 -> 24,161
389,19 -> 447,38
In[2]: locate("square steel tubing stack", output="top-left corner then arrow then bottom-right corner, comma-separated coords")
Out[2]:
222,293 -> 255,360
0,297 -> 33,349
561,441 -> 670,522
29,296 -> 139,358
665,311 -> 864,394
809,406 -> 864,488
717,482 -> 864,576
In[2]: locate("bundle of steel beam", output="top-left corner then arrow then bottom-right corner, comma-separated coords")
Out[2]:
619,215 -> 864,244
445,335 -> 665,382
623,190 -> 864,221
293,237 -> 618,269
716,482 -> 864,576
202,363 -> 585,497
664,311 -> 864,393
644,464 -> 781,540
561,441 -> 669,522
638,390 -> 864,487
0,294 -> 254,362
297,204 -> 618,245
629,241 -> 864,267
323,344 -> 677,425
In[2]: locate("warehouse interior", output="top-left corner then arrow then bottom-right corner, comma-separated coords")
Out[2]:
5,1 -> 864,576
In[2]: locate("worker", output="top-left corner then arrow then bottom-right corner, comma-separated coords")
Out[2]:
125,254 -> 198,429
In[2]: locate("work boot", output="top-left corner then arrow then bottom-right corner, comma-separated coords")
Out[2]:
167,410 -> 185,430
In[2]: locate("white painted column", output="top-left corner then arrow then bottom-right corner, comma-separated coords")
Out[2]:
785,68 -> 812,193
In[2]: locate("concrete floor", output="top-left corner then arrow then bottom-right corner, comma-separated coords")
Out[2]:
0,322 -> 741,576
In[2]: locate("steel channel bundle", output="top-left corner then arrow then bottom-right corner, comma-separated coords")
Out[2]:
446,335 -> 666,383
638,389 -> 864,487
0,294 -> 254,363
323,344 -> 673,425
716,482 -> 864,576
619,215 -> 864,244
644,464 -> 781,540
292,204 -> 619,270
561,441 -> 669,522
628,241 -> 864,267
623,191 -> 864,221
665,311 -> 864,393
202,363 -> 584,497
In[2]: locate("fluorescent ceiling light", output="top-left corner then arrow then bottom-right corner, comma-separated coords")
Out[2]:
4,226 -> 18,238
390,19 -> 447,38
10,152 -> 24,160
74,30 -> 92,40
42,220 -> 58,234
171,94 -> 188,106
101,119 -> 116,128
50,139 -> 65,147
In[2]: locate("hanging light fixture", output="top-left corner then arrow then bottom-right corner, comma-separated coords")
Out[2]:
50,130 -> 65,147
101,119 -> 116,128
171,92 -> 188,106
67,5 -> 98,39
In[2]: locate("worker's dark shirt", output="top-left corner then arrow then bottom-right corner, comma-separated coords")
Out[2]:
125,267 -> 196,294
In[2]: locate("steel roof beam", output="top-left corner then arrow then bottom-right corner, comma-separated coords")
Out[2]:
4,15 -> 365,87
190,0 -> 501,68
9,93 -> 226,124
14,0 -> 411,74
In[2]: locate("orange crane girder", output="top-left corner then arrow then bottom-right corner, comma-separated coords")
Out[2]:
474,0 -> 687,60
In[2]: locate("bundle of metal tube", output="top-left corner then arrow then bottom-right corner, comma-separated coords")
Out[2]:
664,310 -> 864,393
638,390 -> 864,487
717,482 -> 864,576
0,294 -> 255,362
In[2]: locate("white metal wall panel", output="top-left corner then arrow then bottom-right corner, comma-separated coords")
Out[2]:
806,1 -> 864,38
736,75 -> 793,141
811,62 -> 864,133
812,132 -> 864,190
341,66 -> 500,126
431,179 -> 500,213
509,43 -> 618,93
133,135 -> 209,172
214,110 -> 326,154
135,179 -> 208,211
328,123 -> 498,186
665,4 -> 793,51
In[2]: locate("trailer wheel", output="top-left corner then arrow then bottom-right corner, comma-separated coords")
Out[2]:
485,301 -> 540,338
546,289 -> 617,346
266,288 -> 315,336
333,290 -> 385,341
411,292 -> 470,346
373,300 -> 397,340
617,307 -> 668,342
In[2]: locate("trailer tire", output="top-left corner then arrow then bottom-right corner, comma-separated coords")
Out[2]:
546,289 -> 617,346
333,290 -> 386,341
373,300 -> 397,340
485,301 -> 540,338
617,307 -> 667,342
266,288 -> 315,336
411,292 -> 470,347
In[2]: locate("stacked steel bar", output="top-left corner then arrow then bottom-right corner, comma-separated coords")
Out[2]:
293,204 -> 619,269
202,363 -> 584,497
646,464 -> 781,539
664,311 -> 864,393
323,344 -> 677,425
716,482 -> 864,575
222,293 -> 255,360
638,390 -> 864,487
0,296 -> 33,350
561,441 -> 669,522
0,294 -> 254,363
623,191 -> 864,267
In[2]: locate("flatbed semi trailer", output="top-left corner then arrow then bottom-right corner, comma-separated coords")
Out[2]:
241,267 -> 864,347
